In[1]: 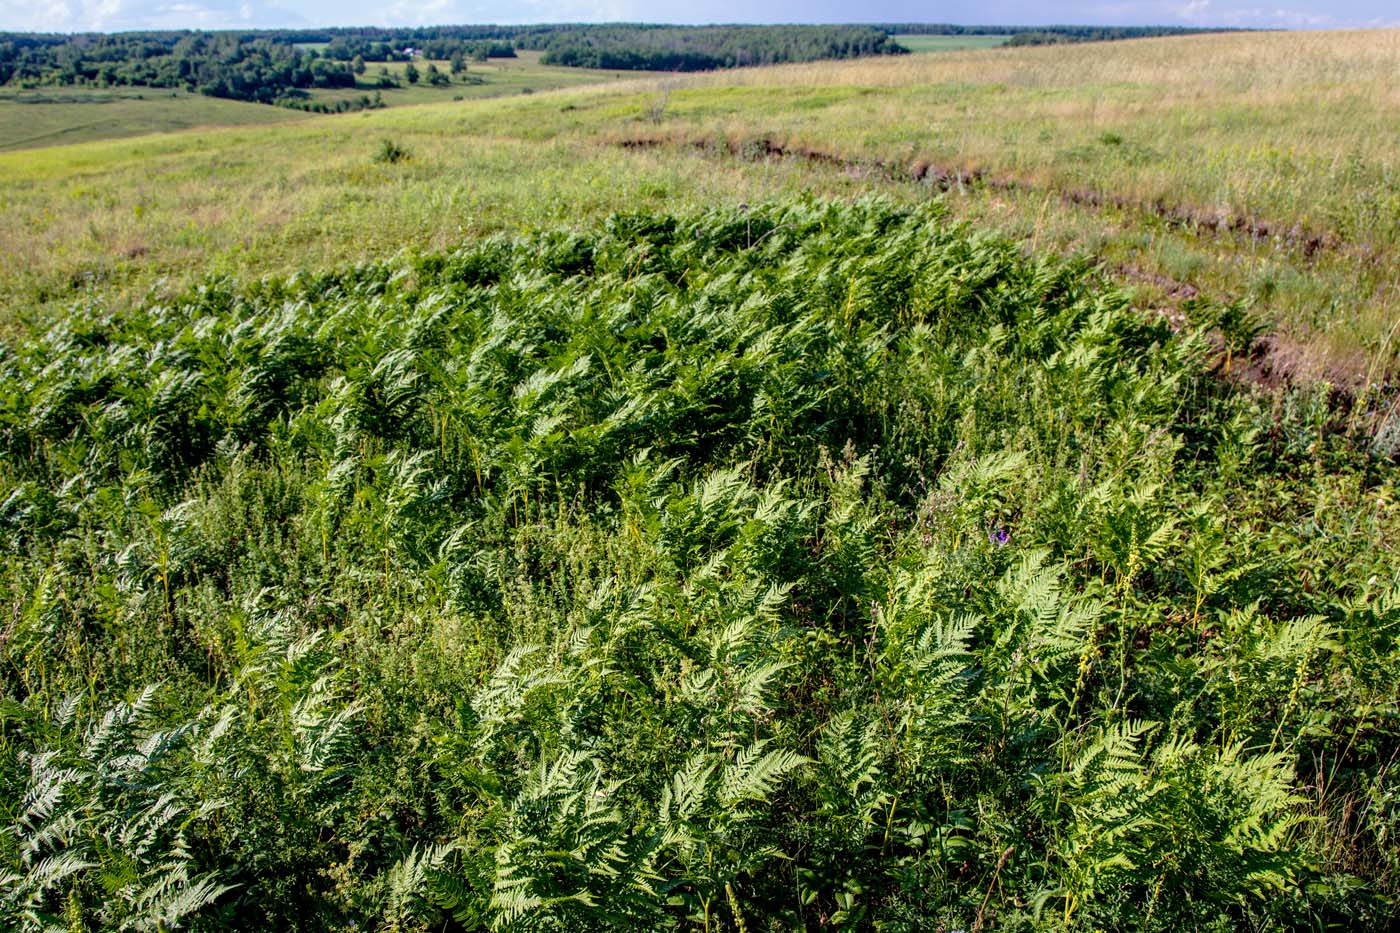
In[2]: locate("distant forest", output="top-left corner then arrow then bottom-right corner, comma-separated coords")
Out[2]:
0,33 -> 358,105
0,23 -> 1236,108
527,26 -> 902,70
882,23 -> 1232,40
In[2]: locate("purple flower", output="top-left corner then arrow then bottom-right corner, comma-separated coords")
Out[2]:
988,527 -> 1010,547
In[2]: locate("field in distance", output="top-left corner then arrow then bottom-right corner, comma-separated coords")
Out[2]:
0,86 -> 302,151
893,33 -> 1011,51
305,50 -> 662,109
0,51 -> 655,152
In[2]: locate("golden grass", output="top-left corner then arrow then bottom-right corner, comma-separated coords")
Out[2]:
701,29 -> 1400,91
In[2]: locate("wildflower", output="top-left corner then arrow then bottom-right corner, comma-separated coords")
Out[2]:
988,526 -> 1010,547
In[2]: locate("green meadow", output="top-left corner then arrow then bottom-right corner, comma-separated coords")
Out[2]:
893,34 -> 1012,52
0,87 -> 302,151
0,52 -> 653,153
2,29 -> 1399,933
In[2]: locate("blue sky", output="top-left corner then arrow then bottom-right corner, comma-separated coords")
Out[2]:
2,0 -> 1395,33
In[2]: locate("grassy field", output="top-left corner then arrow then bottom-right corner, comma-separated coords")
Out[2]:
0,87 -> 303,151
893,34 -> 1011,52
4,28 -> 1400,932
309,51 -> 663,108
2,31 -> 1399,387
0,53 -> 653,153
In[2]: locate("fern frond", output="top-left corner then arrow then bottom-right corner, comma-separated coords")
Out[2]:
719,741 -> 810,807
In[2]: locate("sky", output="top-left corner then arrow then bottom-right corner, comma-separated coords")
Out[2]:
1,0 -> 1396,34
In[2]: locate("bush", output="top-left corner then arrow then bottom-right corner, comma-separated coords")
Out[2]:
374,137 -> 410,164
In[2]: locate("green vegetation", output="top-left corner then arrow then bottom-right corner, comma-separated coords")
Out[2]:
4,30 -> 1400,379
0,24 -> 903,111
530,25 -> 902,70
894,34 -> 1012,53
0,86 -> 302,151
0,32 -> 358,104
3,199 -> 1397,931
322,35 -> 516,63
3,30 -> 1400,929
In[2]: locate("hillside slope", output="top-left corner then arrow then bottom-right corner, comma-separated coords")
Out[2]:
3,33 -> 1400,930
3,30 -> 1400,385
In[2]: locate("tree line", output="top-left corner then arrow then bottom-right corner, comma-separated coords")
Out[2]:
322,36 -> 516,63
0,32 -> 355,104
530,25 -> 903,71
882,23 -> 1241,41
0,22 -> 1240,109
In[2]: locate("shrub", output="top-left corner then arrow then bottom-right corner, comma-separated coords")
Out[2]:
374,137 -> 410,164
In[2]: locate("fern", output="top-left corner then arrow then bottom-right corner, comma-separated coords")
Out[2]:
1,693 -> 232,933
2,199 -> 1396,931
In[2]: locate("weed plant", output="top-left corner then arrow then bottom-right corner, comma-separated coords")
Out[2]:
1,200 -> 1397,930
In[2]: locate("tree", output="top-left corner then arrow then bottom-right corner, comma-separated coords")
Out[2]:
449,52 -> 466,74
403,60 -> 419,84
351,54 -> 366,74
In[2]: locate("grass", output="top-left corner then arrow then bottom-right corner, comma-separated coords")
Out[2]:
315,51 -> 665,108
3,30 -> 1400,383
893,34 -> 1012,52
0,86 -> 302,151
0,53 -> 654,153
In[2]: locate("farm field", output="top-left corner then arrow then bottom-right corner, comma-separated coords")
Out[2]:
893,33 -> 1012,52
2,26 -> 1400,933
0,87 -> 303,151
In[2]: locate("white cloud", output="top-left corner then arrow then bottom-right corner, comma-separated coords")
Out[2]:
1268,7 -> 1332,26
372,0 -> 629,28
1092,0 -> 1392,28
1197,5 -> 1335,27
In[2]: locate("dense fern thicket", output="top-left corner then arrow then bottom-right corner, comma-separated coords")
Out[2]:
1,201 -> 1397,930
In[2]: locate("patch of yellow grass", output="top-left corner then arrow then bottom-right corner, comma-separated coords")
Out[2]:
694,29 -> 1400,92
